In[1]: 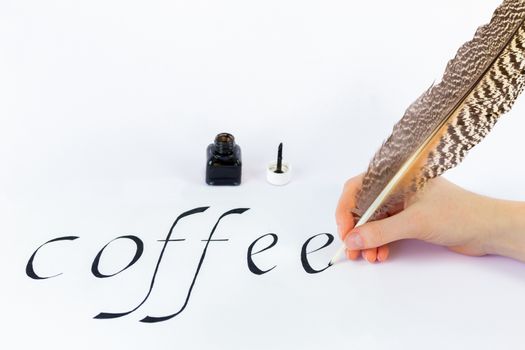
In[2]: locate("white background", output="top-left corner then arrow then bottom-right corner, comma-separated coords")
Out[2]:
2,0 -> 525,349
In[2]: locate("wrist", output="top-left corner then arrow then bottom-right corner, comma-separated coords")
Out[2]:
483,199 -> 525,261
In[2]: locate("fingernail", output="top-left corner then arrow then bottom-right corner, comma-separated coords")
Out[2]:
344,230 -> 363,249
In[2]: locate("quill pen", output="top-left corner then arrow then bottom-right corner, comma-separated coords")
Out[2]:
331,0 -> 525,264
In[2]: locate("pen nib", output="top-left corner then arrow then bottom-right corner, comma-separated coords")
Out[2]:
275,143 -> 284,174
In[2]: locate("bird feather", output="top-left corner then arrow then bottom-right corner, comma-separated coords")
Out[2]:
331,0 -> 525,263
355,0 -> 525,221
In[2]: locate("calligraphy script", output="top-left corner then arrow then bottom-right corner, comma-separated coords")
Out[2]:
26,207 -> 335,323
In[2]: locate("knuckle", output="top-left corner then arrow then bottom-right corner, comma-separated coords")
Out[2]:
367,221 -> 385,246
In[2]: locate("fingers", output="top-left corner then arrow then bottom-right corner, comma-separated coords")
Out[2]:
362,248 -> 377,262
337,175 -> 397,264
356,245 -> 389,263
344,206 -> 423,250
335,175 -> 364,241
347,245 -> 390,263
345,248 -> 360,260
377,245 -> 389,262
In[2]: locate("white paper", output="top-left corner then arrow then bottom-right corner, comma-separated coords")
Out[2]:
2,1 -> 525,349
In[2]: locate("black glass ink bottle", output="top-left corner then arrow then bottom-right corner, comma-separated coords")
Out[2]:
206,133 -> 242,185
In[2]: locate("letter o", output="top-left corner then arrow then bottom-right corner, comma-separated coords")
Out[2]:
91,235 -> 144,278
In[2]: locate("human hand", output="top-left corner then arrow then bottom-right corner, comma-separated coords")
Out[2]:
335,174 -> 525,263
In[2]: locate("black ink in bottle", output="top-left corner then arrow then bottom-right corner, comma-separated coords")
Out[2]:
206,133 -> 242,186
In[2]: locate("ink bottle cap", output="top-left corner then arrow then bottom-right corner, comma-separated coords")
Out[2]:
206,133 -> 242,186
266,143 -> 291,186
266,161 -> 292,186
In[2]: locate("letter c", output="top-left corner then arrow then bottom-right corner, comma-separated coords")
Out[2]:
26,236 -> 79,280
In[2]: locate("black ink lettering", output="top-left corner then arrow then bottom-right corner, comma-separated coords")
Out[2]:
301,233 -> 334,274
91,235 -> 144,278
94,206 -> 209,320
247,233 -> 278,275
26,236 -> 79,280
140,207 -> 250,323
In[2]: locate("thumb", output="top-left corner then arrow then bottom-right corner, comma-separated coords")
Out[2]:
344,207 -> 423,249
